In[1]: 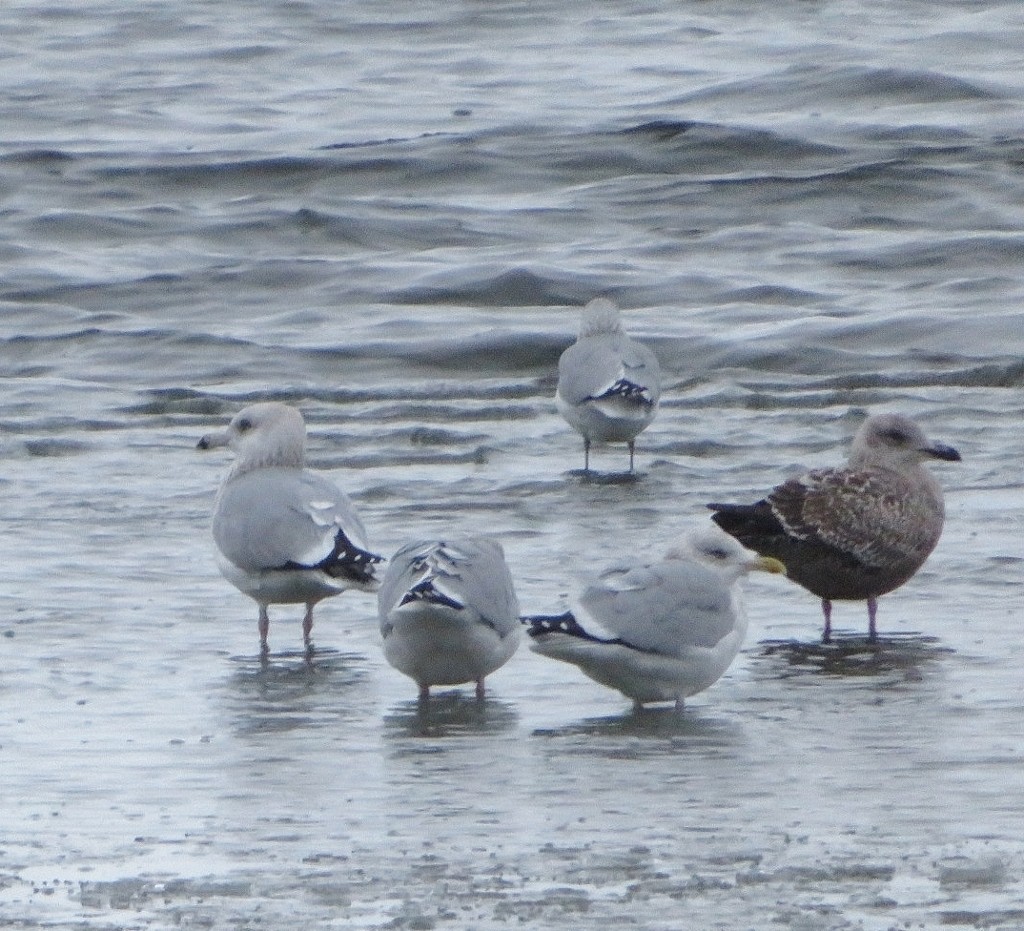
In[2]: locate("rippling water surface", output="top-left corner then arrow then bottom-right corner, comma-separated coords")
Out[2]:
2,0 -> 1023,928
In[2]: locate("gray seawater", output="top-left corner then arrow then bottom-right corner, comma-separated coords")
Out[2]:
2,0 -> 1023,928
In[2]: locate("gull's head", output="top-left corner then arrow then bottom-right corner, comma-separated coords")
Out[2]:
578,297 -> 624,338
669,525 -> 786,579
849,413 -> 961,472
197,402 -> 307,474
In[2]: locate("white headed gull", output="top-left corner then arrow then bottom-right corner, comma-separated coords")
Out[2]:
556,298 -> 661,473
709,412 -> 960,643
524,527 -> 784,710
198,402 -> 381,654
378,537 -> 520,699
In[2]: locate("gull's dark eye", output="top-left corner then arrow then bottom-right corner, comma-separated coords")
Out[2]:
236,417 -> 253,432
705,547 -> 730,560
880,428 -> 908,444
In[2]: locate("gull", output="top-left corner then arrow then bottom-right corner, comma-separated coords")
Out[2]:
556,298 -> 661,473
378,537 -> 521,699
708,412 -> 961,643
198,402 -> 381,655
523,527 -> 784,710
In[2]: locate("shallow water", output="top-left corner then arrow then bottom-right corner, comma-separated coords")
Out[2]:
2,0 -> 1023,928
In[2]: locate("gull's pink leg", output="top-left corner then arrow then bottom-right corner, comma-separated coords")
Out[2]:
867,597 -> 879,643
475,678 -> 486,700
821,599 -> 833,644
302,603 -> 314,647
418,684 -> 430,701
258,606 -> 270,654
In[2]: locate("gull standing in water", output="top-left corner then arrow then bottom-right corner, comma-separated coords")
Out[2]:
378,537 -> 521,699
556,298 -> 661,473
708,412 -> 961,643
198,402 -> 381,655
524,527 -> 784,710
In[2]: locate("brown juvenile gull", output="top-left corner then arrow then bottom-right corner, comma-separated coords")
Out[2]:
707,413 -> 961,643
556,298 -> 661,473
198,402 -> 382,655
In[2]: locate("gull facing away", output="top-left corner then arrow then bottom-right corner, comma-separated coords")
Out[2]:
378,537 -> 521,700
198,402 -> 382,655
556,298 -> 661,473
523,527 -> 784,711
708,413 -> 961,644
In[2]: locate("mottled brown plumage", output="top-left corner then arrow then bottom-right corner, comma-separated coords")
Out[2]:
708,413 -> 961,642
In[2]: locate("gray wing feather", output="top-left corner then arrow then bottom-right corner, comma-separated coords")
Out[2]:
558,334 -> 660,406
213,467 -> 368,573
619,338 -> 661,403
379,537 -> 520,636
576,560 -> 736,654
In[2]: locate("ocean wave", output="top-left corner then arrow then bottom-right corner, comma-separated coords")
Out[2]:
675,64 -> 1002,111
384,266 -> 598,308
